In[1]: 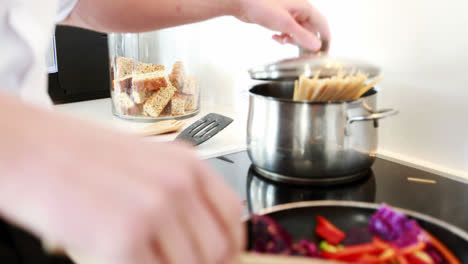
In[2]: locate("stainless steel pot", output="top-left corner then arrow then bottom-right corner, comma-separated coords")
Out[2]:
247,81 -> 398,185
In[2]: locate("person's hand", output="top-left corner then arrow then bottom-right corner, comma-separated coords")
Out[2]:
235,0 -> 330,52
0,107 -> 244,264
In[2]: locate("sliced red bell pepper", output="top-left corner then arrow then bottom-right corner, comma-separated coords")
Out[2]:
315,215 -> 345,245
356,254 -> 381,264
356,248 -> 396,264
379,248 -> 397,261
407,251 -> 435,264
423,230 -> 461,264
399,241 -> 426,255
372,237 -> 391,250
397,255 -> 410,264
321,243 -> 380,261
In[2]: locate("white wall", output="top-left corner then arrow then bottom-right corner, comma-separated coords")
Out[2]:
142,0 -> 468,177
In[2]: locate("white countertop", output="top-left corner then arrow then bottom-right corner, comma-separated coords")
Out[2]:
54,98 -> 248,160
54,97 -> 468,181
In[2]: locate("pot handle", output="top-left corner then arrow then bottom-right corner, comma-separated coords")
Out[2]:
348,108 -> 399,124
346,108 -> 398,136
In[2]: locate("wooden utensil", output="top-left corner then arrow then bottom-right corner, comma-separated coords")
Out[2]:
140,120 -> 185,136
239,253 -> 348,264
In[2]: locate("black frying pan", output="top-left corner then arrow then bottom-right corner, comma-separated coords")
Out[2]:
246,201 -> 468,261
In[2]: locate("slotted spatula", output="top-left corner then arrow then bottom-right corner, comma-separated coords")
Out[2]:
175,113 -> 233,146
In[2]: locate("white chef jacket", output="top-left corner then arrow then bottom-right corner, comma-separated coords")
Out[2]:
0,0 -> 78,106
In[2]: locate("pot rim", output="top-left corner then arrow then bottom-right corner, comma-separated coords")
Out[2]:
248,85 -> 377,106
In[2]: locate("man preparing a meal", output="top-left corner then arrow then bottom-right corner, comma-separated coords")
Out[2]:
0,0 -> 329,263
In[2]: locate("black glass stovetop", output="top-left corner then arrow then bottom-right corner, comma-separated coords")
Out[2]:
207,150 -> 468,232
1,150 -> 467,264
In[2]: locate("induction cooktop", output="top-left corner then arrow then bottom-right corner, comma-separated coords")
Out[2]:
206,150 -> 468,232
0,151 -> 466,264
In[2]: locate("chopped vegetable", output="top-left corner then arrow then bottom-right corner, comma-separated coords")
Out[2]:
379,248 -> 396,261
407,251 -> 435,264
315,215 -> 346,245
423,231 -> 460,264
424,243 -> 446,264
251,214 -> 292,254
372,237 -> 391,250
319,241 -> 343,253
399,241 -> 426,255
356,248 -> 395,264
291,239 -> 320,258
321,243 -> 380,261
357,254 -> 382,264
397,255 -> 410,264
251,215 -> 320,257
368,205 -> 423,247
249,206 -> 461,264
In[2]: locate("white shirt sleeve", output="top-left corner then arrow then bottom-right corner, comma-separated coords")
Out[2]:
56,0 -> 78,23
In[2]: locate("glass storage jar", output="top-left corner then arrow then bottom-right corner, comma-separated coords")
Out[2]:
108,32 -> 200,121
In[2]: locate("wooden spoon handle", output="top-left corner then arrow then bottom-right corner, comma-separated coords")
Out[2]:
239,253 -> 348,264
140,120 -> 184,136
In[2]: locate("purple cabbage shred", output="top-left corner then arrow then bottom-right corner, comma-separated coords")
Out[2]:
251,215 -> 293,254
425,243 -> 448,264
368,205 -> 423,247
251,215 -> 319,257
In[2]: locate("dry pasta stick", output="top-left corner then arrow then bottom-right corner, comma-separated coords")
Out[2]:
344,72 -> 367,99
353,76 -> 383,99
293,68 -> 382,102
328,70 -> 347,101
331,76 -> 347,101
305,79 -> 319,100
302,76 -> 315,101
316,79 -> 331,101
334,74 -> 353,100
293,71 -> 321,101
337,71 -> 364,100
311,79 -> 328,101
348,73 -> 369,99
312,70 -> 321,81
309,71 -> 322,100
293,80 -> 299,100
296,76 -> 307,101
295,76 -> 313,101
318,78 -> 338,101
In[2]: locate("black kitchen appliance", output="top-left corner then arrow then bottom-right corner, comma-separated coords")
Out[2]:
48,26 -> 110,104
208,151 -> 468,232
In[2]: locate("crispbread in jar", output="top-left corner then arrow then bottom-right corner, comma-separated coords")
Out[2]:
108,32 -> 200,121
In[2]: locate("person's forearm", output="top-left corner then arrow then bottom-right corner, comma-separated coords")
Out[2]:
0,93 -> 121,239
0,93 -> 78,236
61,0 -> 241,33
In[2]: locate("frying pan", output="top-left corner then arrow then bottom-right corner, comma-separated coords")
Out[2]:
246,201 -> 468,261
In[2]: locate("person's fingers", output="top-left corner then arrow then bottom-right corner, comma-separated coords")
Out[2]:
196,162 -> 245,260
151,202 -> 199,264
270,8 -> 322,50
284,3 -> 331,51
272,33 -> 294,45
301,6 -> 331,50
181,194 -> 229,264
134,244 -> 162,264
310,6 -> 330,44
286,16 -> 322,51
